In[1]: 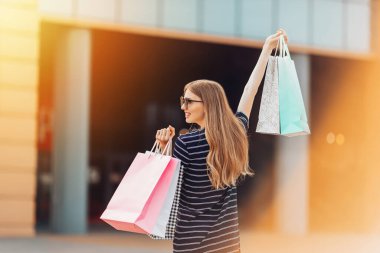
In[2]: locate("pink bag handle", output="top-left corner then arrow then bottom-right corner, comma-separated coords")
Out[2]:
150,139 -> 173,156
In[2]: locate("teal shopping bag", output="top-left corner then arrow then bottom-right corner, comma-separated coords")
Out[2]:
278,36 -> 310,137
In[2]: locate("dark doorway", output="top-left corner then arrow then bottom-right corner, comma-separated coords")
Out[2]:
36,23 -> 276,232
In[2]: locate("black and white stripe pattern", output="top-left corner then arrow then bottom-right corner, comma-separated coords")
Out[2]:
172,112 -> 248,253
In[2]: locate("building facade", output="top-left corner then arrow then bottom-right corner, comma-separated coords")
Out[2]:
0,0 -> 379,236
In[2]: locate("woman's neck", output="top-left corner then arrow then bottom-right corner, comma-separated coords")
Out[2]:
198,120 -> 205,130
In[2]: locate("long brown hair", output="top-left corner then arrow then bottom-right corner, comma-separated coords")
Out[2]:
184,80 -> 254,189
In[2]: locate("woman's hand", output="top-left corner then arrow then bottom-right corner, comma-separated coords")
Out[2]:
156,125 -> 175,151
263,28 -> 289,53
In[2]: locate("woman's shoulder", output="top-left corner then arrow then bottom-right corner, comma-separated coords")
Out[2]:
178,128 -> 205,137
177,128 -> 205,143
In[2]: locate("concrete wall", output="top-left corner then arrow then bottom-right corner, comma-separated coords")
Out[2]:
0,0 -> 39,236
309,56 -> 380,233
309,1 -> 379,232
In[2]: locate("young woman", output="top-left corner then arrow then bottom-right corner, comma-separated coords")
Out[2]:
156,29 -> 288,253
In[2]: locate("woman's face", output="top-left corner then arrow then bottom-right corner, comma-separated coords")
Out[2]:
181,89 -> 205,127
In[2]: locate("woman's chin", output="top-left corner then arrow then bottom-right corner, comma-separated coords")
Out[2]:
185,118 -> 191,123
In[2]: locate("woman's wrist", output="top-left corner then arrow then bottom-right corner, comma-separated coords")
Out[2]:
159,143 -> 166,152
262,43 -> 273,55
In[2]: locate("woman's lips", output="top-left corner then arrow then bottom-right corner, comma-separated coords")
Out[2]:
185,112 -> 191,118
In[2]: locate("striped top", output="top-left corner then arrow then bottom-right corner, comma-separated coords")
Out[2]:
172,112 -> 249,253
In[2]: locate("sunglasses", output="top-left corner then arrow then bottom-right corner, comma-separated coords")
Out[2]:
180,96 -> 203,109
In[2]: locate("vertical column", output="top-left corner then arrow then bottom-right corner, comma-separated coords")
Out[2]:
365,0 -> 380,232
0,0 -> 39,236
51,28 -> 91,234
371,0 -> 379,56
274,54 -> 310,234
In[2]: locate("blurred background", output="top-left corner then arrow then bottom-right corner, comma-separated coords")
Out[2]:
0,0 -> 379,252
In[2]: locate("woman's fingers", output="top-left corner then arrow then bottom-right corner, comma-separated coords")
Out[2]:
160,129 -> 168,141
156,127 -> 175,142
156,129 -> 165,141
168,125 -> 176,138
265,30 -> 282,50
276,28 -> 289,43
268,29 -> 289,50
155,126 -> 175,152
164,128 -> 170,140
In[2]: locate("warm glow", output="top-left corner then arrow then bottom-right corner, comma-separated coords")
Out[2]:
0,5 -> 39,33
336,133 -> 345,145
326,132 -> 335,144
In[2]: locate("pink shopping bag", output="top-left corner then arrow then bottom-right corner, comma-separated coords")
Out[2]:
100,141 -> 179,235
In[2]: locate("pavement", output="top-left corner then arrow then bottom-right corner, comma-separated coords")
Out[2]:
1,230 -> 380,253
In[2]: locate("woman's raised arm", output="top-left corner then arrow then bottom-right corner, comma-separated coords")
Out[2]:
237,29 -> 288,119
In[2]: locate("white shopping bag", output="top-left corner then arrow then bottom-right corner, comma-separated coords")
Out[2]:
256,56 -> 280,135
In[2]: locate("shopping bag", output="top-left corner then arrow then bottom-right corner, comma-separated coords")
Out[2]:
100,139 -> 181,236
277,35 -> 310,136
146,140 -> 184,239
256,55 -> 280,134
148,161 -> 184,240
